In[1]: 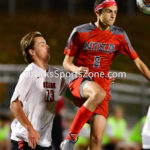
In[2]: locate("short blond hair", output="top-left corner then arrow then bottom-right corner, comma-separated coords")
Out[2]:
20,31 -> 42,63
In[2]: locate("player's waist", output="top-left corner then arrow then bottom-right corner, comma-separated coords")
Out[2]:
68,72 -> 110,84
75,64 -> 110,74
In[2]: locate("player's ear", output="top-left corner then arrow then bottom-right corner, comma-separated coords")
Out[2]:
95,12 -> 99,16
95,10 -> 102,17
28,49 -> 35,57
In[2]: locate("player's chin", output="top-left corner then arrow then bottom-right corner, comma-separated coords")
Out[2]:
108,20 -> 115,26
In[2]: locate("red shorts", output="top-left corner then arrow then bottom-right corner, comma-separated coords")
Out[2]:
69,77 -> 111,119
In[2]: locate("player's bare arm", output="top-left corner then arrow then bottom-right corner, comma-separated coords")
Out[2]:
133,57 -> 150,81
10,99 -> 40,149
63,55 -> 89,75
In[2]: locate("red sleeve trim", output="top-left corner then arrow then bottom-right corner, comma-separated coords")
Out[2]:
64,48 -> 75,56
130,53 -> 139,60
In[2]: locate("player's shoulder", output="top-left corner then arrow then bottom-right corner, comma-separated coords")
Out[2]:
18,64 -> 33,81
19,63 -> 41,79
110,25 -> 126,35
73,22 -> 96,33
21,63 -> 36,75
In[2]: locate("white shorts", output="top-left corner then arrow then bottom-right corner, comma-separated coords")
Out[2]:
142,107 -> 150,149
142,135 -> 150,149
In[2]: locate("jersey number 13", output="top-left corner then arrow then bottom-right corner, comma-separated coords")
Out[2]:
46,89 -> 54,102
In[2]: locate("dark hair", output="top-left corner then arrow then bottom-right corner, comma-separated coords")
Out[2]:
94,0 -> 105,13
20,31 -> 42,63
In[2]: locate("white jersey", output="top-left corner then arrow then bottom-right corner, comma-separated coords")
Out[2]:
142,106 -> 150,149
10,63 -> 67,147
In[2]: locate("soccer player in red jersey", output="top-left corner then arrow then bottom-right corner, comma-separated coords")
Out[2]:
61,0 -> 150,149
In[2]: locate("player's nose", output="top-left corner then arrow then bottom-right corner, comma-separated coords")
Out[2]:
111,12 -> 116,18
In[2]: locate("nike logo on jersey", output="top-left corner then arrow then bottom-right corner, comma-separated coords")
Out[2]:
84,42 -> 115,54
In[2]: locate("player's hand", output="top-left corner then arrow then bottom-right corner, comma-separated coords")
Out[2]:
27,127 -> 40,149
76,66 -> 89,76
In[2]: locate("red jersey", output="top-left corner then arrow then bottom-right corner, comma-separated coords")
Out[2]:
64,22 -> 138,76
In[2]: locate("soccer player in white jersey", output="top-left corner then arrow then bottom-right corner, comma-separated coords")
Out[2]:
10,31 -> 67,150
142,108 -> 150,150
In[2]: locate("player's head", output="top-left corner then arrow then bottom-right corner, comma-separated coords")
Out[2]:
94,0 -> 118,26
20,31 -> 50,63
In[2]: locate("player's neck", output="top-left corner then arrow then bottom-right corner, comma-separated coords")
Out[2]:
95,21 -> 110,31
33,60 -> 49,71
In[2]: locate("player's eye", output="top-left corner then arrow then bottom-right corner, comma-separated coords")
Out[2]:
41,44 -> 45,47
106,9 -> 112,13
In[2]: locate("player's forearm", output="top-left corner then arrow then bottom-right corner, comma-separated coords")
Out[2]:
63,55 -> 79,73
140,67 -> 150,81
134,58 -> 150,81
10,100 -> 34,131
63,62 -> 79,73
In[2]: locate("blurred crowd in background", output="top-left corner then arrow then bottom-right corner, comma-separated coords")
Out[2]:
0,96 -> 147,150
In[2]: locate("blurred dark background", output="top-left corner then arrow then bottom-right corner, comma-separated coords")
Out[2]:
0,0 -> 149,73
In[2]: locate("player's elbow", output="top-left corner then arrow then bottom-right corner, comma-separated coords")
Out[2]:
63,60 -> 67,70
10,99 -> 20,113
63,55 -> 74,70
63,57 -> 70,70
10,101 -> 17,113
10,102 -> 15,113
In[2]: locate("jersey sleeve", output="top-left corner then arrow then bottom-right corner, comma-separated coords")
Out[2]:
10,71 -> 32,103
64,28 -> 80,56
119,31 -> 138,60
